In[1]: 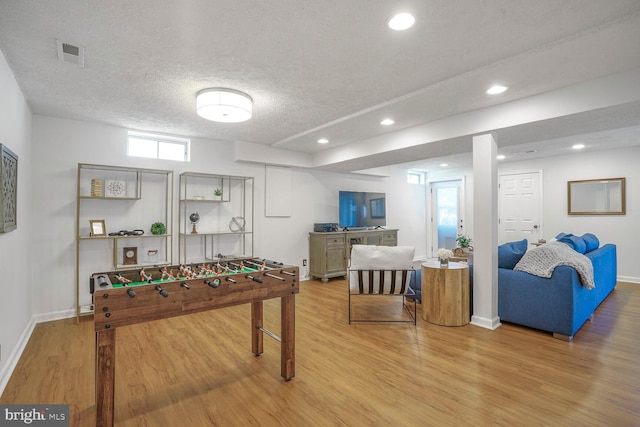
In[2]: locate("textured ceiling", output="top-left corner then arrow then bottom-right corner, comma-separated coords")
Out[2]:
1,0 -> 640,171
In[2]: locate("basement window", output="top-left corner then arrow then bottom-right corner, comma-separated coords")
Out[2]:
407,170 -> 426,184
127,131 -> 190,162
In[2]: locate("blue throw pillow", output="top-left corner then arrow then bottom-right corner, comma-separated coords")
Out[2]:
555,232 -> 572,240
581,233 -> 599,253
498,239 -> 528,269
558,235 -> 587,254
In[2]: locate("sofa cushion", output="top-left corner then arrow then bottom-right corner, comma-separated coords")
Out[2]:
558,235 -> 587,254
498,239 -> 528,269
555,232 -> 571,240
581,233 -> 599,253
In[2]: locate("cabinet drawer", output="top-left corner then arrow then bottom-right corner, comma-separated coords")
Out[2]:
382,232 -> 397,245
325,235 -> 345,246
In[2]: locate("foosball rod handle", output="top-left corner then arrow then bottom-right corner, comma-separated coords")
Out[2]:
155,285 -> 169,297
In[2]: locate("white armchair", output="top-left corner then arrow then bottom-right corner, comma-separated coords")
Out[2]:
348,245 -> 416,324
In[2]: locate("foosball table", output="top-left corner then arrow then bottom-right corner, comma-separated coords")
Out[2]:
91,257 -> 299,427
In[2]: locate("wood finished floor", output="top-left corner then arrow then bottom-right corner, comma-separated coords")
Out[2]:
1,280 -> 639,427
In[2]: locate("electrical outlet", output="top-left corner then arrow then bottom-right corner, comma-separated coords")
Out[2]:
302,259 -> 307,266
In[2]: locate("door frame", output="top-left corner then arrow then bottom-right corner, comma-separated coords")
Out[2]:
426,176 -> 467,258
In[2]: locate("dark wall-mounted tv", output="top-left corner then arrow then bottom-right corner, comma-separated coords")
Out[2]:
339,191 -> 386,229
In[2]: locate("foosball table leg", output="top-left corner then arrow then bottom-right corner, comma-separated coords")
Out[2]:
281,295 -> 295,381
251,301 -> 264,356
96,328 -> 116,427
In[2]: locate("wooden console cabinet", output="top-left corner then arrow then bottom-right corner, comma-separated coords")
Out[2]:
309,229 -> 398,282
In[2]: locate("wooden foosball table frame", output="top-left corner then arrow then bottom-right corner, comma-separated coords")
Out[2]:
92,258 -> 299,427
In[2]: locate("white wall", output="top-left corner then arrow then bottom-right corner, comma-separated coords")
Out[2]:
0,51 -> 33,390
30,115 -> 427,315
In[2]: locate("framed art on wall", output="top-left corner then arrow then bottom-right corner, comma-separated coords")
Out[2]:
0,144 -> 18,233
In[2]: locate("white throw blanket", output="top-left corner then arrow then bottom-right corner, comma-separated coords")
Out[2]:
514,241 -> 595,289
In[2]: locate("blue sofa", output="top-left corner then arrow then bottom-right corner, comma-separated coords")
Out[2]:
498,237 -> 617,341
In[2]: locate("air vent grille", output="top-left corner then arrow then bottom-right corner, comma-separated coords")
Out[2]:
56,40 -> 85,68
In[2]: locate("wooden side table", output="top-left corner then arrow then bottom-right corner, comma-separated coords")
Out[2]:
421,260 -> 470,326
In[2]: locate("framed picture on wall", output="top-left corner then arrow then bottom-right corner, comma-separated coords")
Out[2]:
0,144 -> 18,233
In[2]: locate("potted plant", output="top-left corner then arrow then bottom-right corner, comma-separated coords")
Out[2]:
456,234 -> 473,251
213,188 -> 222,200
150,221 -> 166,235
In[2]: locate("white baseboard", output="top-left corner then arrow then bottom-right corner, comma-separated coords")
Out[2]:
33,309 -> 76,324
0,317 -> 36,397
470,315 -> 502,330
618,275 -> 640,284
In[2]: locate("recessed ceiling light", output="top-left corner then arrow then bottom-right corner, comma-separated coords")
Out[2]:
388,13 -> 415,30
572,143 -> 586,150
439,163 -> 448,167
317,138 -> 329,144
486,85 -> 508,95
496,154 -> 506,160
380,118 -> 395,126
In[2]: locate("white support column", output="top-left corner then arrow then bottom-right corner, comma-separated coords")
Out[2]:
470,133 -> 501,330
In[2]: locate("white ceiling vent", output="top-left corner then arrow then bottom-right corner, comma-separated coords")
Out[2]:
56,40 -> 85,68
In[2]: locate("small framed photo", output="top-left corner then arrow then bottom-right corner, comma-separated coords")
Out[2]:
89,219 -> 107,237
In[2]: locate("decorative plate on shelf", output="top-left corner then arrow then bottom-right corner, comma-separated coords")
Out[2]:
105,179 -> 127,197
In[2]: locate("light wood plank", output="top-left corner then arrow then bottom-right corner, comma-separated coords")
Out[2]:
2,281 -> 639,426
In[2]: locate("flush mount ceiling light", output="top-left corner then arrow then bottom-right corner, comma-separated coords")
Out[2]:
380,118 -> 395,126
196,88 -> 253,123
572,143 -> 586,150
496,154 -> 506,160
486,85 -> 508,95
388,13 -> 415,30
317,138 -> 329,144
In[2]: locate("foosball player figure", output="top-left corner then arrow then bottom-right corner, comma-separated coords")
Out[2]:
140,268 -> 153,283
199,264 -> 211,276
161,267 -> 176,281
180,264 -> 195,279
179,264 -> 187,277
116,273 -> 132,285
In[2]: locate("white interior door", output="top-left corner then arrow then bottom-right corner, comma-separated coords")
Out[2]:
499,172 -> 542,244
